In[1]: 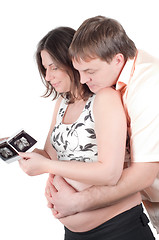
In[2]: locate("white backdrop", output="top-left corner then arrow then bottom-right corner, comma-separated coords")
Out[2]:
0,0 -> 159,239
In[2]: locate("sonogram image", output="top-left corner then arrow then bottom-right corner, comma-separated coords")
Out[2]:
14,137 -> 30,151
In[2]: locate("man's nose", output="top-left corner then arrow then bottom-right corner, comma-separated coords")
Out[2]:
80,73 -> 89,84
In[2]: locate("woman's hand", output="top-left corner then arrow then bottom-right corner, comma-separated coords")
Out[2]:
18,152 -> 50,176
0,137 -> 8,142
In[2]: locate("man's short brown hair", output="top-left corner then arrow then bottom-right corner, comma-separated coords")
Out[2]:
69,15 -> 137,63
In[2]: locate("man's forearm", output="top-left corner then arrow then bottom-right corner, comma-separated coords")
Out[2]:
74,185 -> 117,212
74,162 -> 159,212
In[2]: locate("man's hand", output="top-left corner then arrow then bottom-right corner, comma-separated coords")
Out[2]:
45,174 -> 55,209
44,162 -> 159,220
45,175 -> 77,218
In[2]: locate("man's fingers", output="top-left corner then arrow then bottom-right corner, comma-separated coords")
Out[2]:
52,176 -> 76,192
51,208 -> 58,217
45,178 -> 57,196
53,211 -> 66,219
47,202 -> 53,209
54,212 -> 61,219
49,174 -> 54,180
45,194 -> 54,209
45,190 -> 54,208
49,183 -> 58,196
45,188 -> 51,198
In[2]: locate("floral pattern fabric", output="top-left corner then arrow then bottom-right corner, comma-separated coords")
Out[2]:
51,95 -> 98,163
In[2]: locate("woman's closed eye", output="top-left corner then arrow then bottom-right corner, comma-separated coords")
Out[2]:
51,66 -> 58,71
87,70 -> 95,74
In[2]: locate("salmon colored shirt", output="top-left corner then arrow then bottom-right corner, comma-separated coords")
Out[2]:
116,49 -> 159,233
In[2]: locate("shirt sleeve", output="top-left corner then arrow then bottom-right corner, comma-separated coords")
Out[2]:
128,65 -> 159,162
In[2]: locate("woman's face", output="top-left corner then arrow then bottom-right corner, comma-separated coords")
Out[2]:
41,50 -> 71,93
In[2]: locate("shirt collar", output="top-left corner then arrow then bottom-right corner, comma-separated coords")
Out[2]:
116,54 -> 137,91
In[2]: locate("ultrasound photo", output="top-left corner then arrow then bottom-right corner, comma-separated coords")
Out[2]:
0,143 -> 18,161
0,130 -> 37,163
8,130 -> 37,152
14,137 -> 30,151
0,147 -> 13,158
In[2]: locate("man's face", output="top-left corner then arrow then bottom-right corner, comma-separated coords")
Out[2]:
73,57 -> 120,93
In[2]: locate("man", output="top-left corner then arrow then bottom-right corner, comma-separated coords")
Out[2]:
45,16 -> 159,233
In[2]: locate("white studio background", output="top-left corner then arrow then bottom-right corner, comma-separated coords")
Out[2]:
0,0 -> 159,239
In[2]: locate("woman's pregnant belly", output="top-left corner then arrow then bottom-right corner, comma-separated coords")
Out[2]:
53,176 -> 141,232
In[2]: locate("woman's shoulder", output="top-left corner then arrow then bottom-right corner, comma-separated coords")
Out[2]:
53,96 -> 66,117
93,87 -> 126,124
95,87 -> 121,103
54,96 -> 63,109
55,96 -> 68,109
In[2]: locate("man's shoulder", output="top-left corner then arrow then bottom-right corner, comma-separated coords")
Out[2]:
137,49 -> 159,66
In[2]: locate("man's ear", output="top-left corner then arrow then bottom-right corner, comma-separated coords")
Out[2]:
114,53 -> 125,65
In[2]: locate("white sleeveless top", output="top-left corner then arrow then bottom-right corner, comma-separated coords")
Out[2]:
51,95 -> 98,163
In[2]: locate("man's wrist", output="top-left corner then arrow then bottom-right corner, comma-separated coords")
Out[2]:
73,185 -> 118,213
70,191 -> 85,213
72,187 -> 96,213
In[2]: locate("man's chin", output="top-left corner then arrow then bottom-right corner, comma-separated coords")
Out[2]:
87,85 -> 100,93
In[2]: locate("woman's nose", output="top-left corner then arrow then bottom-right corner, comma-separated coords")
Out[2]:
45,69 -> 54,82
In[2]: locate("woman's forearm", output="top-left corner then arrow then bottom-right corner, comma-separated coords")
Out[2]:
33,148 -> 51,158
46,158 -> 122,186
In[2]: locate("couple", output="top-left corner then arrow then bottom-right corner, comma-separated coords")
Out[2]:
19,16 -> 159,240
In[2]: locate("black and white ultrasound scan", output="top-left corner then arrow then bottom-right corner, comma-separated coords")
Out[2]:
0,130 -> 37,163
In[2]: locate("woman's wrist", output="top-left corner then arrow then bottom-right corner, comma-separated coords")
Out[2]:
44,158 -> 54,174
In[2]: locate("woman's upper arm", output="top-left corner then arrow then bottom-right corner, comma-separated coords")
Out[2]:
94,88 -> 127,184
44,97 -> 62,160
